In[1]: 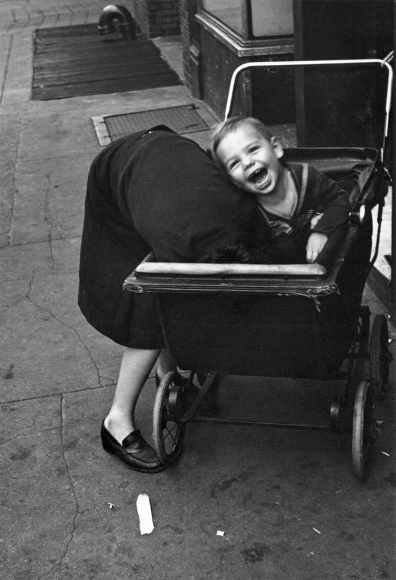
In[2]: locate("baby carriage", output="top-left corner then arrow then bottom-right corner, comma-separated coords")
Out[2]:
124,59 -> 394,481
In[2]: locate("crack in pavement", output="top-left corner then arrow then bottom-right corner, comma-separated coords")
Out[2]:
43,172 -> 56,268
3,235 -> 81,251
1,381 -> 116,407
0,426 -> 62,448
26,268 -> 113,388
0,34 -> 12,104
36,395 -> 79,580
1,100 -> 22,246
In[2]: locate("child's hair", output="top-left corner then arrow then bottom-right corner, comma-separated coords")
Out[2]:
200,242 -> 255,264
210,116 -> 274,171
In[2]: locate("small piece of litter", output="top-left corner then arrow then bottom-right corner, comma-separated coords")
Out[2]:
377,421 -> 384,425
381,451 -> 390,457
216,531 -> 225,536
107,503 -> 116,509
312,528 -> 321,534
136,493 -> 154,535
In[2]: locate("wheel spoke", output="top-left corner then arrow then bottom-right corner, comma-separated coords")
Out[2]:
163,423 -> 180,443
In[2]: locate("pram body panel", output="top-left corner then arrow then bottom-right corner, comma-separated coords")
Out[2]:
156,215 -> 371,380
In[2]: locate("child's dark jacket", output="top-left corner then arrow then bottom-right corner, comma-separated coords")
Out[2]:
254,162 -> 351,264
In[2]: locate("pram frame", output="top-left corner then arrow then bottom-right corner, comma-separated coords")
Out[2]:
224,59 -> 393,160
124,60 -> 393,481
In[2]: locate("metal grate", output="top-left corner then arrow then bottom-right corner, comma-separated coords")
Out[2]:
32,24 -> 181,100
92,104 -> 211,146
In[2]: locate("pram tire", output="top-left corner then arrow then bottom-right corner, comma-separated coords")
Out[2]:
153,371 -> 186,465
352,380 -> 378,481
370,314 -> 391,400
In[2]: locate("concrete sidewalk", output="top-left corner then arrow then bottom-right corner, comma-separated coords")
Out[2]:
0,2 -> 395,579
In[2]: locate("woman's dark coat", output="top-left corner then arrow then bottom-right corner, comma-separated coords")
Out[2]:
78,128 -> 256,348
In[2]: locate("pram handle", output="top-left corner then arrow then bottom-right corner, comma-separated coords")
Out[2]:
134,255 -> 326,278
224,59 -> 393,158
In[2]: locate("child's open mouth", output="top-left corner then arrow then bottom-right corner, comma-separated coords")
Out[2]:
248,167 -> 268,187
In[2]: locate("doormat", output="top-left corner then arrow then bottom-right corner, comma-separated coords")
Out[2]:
92,104 -> 212,146
32,23 -> 181,100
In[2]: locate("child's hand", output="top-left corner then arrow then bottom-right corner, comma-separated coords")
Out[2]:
310,212 -> 323,229
306,232 -> 328,263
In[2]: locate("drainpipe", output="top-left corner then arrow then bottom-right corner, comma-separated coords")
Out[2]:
98,5 -> 136,40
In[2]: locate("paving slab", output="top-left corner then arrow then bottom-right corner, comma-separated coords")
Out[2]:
10,154 -> 92,245
0,395 -> 76,579
0,30 -> 32,105
0,111 -> 23,247
0,255 -> 120,402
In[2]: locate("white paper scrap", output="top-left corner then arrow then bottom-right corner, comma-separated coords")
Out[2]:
216,531 -> 225,536
312,528 -> 321,535
136,494 -> 154,535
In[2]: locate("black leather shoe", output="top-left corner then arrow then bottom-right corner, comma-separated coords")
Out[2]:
101,421 -> 166,473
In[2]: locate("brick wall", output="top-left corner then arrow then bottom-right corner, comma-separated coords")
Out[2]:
180,0 -> 199,94
128,0 -> 181,37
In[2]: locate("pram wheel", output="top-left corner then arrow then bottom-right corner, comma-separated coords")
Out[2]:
153,371 -> 186,464
370,314 -> 392,400
352,380 -> 379,481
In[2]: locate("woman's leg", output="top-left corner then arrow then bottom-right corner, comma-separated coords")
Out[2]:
104,347 -> 160,443
102,347 -> 169,472
156,348 -> 177,381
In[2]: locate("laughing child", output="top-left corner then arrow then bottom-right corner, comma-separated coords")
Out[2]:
211,117 -> 351,264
